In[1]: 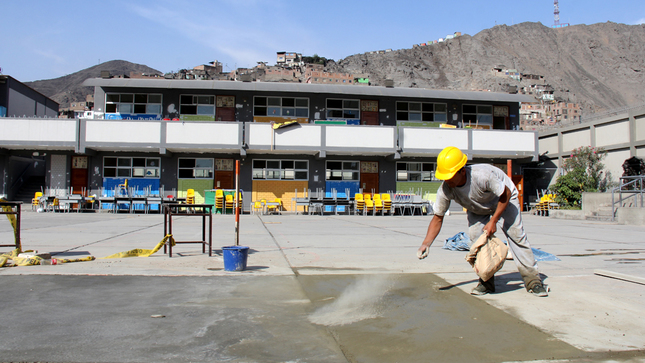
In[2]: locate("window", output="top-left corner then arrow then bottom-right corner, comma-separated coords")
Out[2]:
105,93 -> 162,114
103,157 -> 160,178
326,99 -> 360,119
396,102 -> 447,122
178,158 -> 213,179
180,95 -> 215,116
326,161 -> 359,181
396,162 -> 436,182
252,159 -> 308,180
253,97 -> 309,118
463,104 -> 493,125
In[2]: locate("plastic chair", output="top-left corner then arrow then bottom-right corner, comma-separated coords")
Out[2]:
354,193 -> 364,215
251,201 -> 263,215
382,194 -> 393,215
374,199 -> 384,215
225,194 -> 234,214
117,179 -> 128,196
267,198 -> 282,215
186,189 -> 195,204
215,189 -> 224,213
365,199 -> 374,215
32,192 -> 43,211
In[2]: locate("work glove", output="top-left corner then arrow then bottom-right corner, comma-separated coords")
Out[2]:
417,246 -> 429,260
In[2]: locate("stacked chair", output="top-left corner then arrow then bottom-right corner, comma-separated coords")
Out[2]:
215,189 -> 224,214
354,193 -> 364,215
186,189 -> 195,204
373,194 -> 383,215
364,194 -> 374,215
32,192 -> 43,211
382,193 -> 393,215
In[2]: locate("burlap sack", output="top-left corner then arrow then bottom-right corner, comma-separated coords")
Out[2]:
465,233 -> 509,281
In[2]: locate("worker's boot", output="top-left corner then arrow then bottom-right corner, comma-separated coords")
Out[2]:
471,276 -> 495,295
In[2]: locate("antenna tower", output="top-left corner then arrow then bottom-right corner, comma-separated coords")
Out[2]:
553,0 -> 569,28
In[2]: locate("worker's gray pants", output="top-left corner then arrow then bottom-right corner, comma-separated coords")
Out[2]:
467,198 -> 542,290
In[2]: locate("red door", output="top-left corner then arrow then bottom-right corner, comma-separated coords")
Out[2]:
361,100 -> 379,125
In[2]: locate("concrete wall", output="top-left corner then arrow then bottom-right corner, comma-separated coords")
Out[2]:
538,105 -> 645,185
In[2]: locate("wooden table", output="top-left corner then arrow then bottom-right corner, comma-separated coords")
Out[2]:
163,203 -> 213,257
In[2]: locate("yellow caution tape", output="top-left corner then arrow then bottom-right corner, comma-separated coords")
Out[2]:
1,198 -> 20,250
100,234 -> 175,259
57,256 -> 96,264
0,248 -> 42,267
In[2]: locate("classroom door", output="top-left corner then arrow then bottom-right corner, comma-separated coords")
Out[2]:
360,161 -> 379,195
214,171 -> 234,189
361,100 -> 379,125
71,156 -> 88,195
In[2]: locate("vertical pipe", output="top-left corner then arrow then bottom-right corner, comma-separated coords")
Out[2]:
235,160 -> 240,246
507,159 -> 512,178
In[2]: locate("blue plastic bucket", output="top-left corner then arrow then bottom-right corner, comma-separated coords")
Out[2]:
222,246 -> 249,271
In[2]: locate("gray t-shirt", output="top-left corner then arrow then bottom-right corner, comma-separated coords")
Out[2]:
434,164 -> 518,216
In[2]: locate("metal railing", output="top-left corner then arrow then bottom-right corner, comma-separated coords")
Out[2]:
611,175 -> 645,221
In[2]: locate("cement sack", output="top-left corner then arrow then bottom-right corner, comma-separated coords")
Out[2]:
465,233 -> 508,281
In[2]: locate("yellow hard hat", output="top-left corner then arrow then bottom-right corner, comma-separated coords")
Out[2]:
435,146 -> 467,180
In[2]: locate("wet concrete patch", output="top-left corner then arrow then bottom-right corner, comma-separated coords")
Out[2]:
300,273 -> 581,363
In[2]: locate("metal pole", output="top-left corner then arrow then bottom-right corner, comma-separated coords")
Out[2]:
235,160 -> 240,246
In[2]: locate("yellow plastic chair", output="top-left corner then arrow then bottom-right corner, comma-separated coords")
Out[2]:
354,193 -> 364,215
252,201 -> 263,215
382,193 -> 393,215
365,199 -> 374,215
267,198 -> 282,215
215,189 -> 224,213
374,199 -> 384,215
32,192 -> 43,211
225,194 -> 234,214
117,179 -> 128,196
373,193 -> 381,202
186,189 -> 195,204
364,193 -> 372,201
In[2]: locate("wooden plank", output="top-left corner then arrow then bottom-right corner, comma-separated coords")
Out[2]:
594,269 -> 645,285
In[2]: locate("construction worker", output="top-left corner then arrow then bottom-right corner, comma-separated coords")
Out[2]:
417,146 -> 548,297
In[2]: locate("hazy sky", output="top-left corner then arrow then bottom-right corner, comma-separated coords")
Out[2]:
2,0 -> 644,82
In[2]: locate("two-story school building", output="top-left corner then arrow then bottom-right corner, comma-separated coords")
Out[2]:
0,78 -> 538,211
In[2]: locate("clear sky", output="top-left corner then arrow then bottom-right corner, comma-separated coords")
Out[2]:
2,0 -> 644,82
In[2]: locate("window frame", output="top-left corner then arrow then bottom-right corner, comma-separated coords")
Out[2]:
325,160 -> 360,181
396,162 -> 437,182
326,99 -> 360,120
105,93 -> 162,115
103,156 -> 161,179
462,104 -> 493,125
395,101 -> 447,122
179,94 -> 216,116
178,158 -> 214,179
253,96 -> 309,118
252,159 -> 309,180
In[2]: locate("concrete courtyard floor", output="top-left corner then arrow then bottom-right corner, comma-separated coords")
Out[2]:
1,209 -> 644,362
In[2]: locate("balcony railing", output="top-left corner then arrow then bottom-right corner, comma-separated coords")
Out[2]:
0,117 -> 537,160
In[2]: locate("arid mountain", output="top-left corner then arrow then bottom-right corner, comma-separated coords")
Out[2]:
25,22 -> 645,115
25,60 -> 161,108
326,21 -> 645,115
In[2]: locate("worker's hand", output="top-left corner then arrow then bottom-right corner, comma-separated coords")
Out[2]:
483,220 -> 497,237
417,245 -> 430,260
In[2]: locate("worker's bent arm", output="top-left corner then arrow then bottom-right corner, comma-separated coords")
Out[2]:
483,186 -> 510,236
417,214 -> 444,259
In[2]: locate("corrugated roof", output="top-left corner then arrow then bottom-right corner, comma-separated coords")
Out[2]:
82,78 -> 535,103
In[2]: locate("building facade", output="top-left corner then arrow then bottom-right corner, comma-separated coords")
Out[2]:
1,79 -> 538,210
